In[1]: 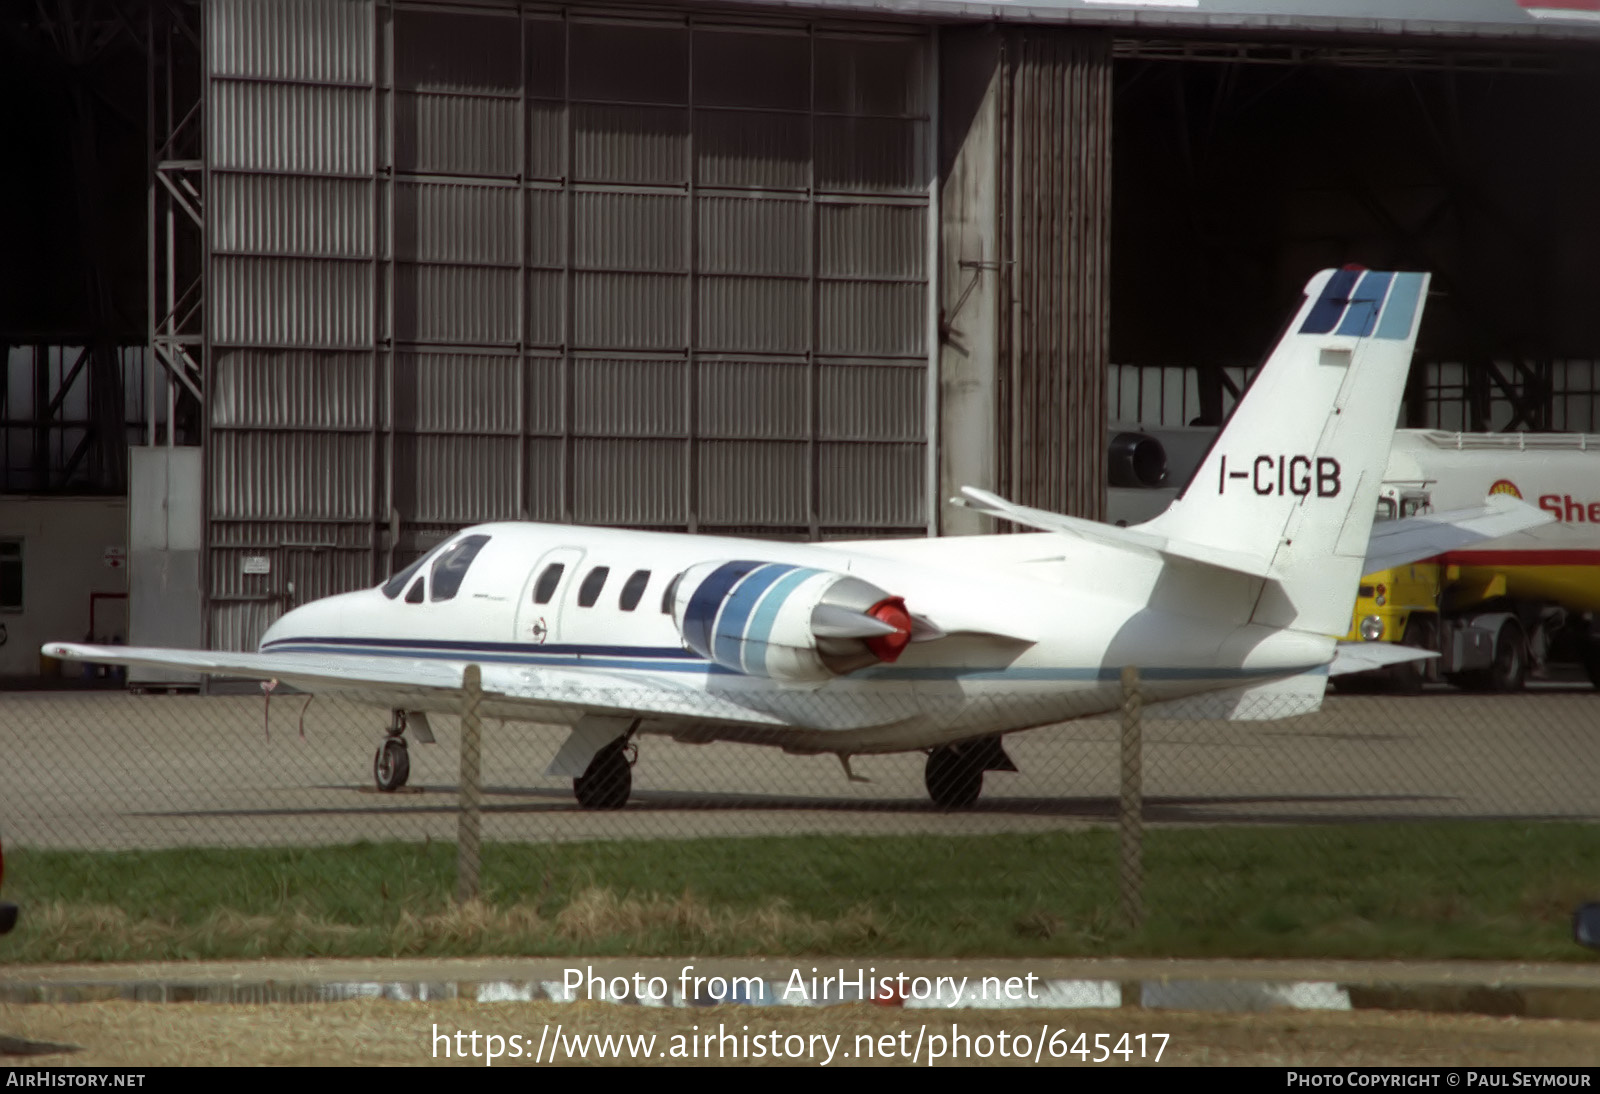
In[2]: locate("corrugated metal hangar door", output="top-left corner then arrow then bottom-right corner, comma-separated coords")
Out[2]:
204,1 -> 932,650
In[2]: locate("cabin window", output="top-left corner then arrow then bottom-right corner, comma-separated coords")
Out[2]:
661,571 -> 683,614
577,566 -> 610,607
533,562 -> 565,604
381,550 -> 432,599
430,534 -> 491,602
619,569 -> 651,611
405,576 -> 425,604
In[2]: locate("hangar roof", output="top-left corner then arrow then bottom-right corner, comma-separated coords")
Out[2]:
722,0 -> 1600,42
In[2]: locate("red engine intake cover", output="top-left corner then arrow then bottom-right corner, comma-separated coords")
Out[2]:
864,597 -> 913,663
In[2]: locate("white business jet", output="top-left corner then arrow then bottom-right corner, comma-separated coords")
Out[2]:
46,269 -> 1550,809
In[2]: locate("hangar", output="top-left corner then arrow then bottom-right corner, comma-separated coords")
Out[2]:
3,0 -> 1599,677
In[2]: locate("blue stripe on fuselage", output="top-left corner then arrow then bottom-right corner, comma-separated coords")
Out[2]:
259,635 -> 1320,684
260,635 -> 700,659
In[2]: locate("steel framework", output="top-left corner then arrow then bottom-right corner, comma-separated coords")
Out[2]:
147,0 -> 204,448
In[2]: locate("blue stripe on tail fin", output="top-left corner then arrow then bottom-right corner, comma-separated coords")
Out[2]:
1374,272 -> 1426,341
1334,270 -> 1393,337
1298,267 -> 1363,334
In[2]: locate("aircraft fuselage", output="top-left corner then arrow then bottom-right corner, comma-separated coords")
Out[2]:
259,521 -> 1331,754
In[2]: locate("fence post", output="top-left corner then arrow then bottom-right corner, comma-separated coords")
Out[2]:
457,663 -> 483,904
1118,665 -> 1144,932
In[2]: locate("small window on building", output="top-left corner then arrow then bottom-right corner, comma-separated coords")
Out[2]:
405,576 -> 425,604
533,562 -> 566,604
661,571 -> 684,614
619,569 -> 651,611
577,566 -> 610,608
0,540 -> 21,611
430,534 -> 492,602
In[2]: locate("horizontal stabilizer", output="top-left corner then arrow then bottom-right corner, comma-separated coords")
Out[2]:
954,486 -> 1276,579
1362,493 -> 1554,574
1140,666 -> 1328,721
1328,641 -> 1438,677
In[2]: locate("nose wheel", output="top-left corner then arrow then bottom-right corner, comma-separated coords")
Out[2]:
374,737 -> 410,791
373,711 -> 411,792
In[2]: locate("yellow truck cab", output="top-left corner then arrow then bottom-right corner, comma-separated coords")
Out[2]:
1342,486 -> 1443,692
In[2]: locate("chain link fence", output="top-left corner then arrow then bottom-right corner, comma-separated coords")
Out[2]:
3,673 -> 1598,963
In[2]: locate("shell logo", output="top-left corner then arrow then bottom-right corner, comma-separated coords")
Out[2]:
1488,479 -> 1523,499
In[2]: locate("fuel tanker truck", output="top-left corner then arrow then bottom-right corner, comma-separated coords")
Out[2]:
1106,426 -> 1600,692
1340,430 -> 1600,692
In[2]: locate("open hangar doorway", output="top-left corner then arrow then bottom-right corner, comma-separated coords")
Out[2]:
1108,36 -> 1600,437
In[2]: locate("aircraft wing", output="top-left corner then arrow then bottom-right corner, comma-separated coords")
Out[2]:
40,642 -> 790,730
1361,494 -> 1553,574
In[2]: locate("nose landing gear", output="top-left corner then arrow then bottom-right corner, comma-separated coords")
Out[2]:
374,711 -> 412,792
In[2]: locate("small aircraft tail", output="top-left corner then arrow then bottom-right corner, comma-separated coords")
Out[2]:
1138,268 -> 1431,636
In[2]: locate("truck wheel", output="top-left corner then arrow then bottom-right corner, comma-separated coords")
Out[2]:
1487,620 -> 1528,693
1582,639 -> 1600,690
1388,617 -> 1435,696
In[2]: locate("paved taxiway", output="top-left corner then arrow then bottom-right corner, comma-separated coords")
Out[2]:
1,687 -> 1596,849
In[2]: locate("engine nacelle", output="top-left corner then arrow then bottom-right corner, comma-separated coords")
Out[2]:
672,560 -> 913,686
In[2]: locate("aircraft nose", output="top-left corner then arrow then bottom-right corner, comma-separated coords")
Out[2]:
260,603 -> 307,651
259,591 -> 362,651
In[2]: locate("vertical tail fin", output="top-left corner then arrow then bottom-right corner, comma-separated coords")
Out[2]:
1141,268 -> 1430,635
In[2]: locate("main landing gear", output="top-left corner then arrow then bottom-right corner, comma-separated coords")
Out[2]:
573,737 -> 636,810
374,710 -> 411,792
923,736 -> 1017,810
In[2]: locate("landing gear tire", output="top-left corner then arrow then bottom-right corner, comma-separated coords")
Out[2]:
374,738 -> 410,792
925,746 -> 983,810
574,740 -> 632,810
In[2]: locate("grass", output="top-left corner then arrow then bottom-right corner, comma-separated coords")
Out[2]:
3,823 -> 1599,963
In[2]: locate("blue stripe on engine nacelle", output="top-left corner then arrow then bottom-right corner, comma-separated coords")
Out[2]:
711,563 -> 797,670
741,566 -> 822,676
682,560 -> 764,658
1334,270 -> 1392,337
